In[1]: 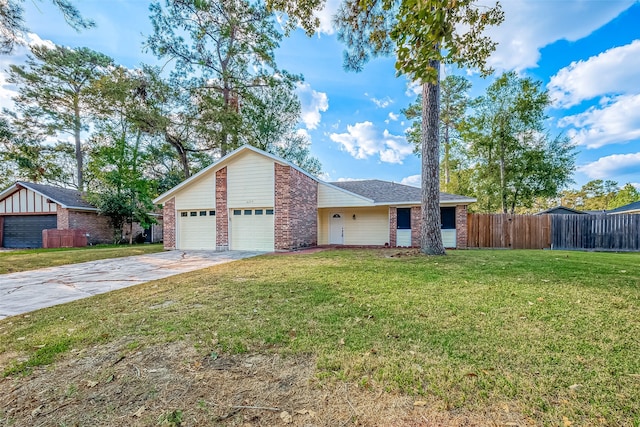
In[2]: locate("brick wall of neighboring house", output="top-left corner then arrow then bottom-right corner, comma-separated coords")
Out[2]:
216,167 -> 229,251
389,207 -> 397,247
455,204 -> 468,249
163,197 -> 176,250
411,206 -> 421,247
274,164 -> 318,251
57,206 -> 113,245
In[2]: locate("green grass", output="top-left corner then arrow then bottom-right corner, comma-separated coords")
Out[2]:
1,249 -> 639,425
0,243 -> 164,274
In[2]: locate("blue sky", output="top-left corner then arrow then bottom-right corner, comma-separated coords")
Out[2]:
2,0 -> 639,191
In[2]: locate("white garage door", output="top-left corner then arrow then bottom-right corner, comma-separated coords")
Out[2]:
230,208 -> 274,251
178,210 -> 216,250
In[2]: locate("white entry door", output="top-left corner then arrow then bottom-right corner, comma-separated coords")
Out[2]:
329,213 -> 344,244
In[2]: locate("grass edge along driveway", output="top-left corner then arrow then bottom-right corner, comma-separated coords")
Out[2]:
1,249 -> 639,426
0,244 -> 164,274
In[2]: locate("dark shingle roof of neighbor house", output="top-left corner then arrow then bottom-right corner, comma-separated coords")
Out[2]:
329,179 -> 474,204
607,200 -> 640,214
15,181 -> 97,210
536,206 -> 588,215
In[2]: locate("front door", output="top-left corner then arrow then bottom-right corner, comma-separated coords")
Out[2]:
329,213 -> 344,244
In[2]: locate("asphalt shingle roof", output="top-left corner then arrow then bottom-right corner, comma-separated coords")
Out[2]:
607,200 -> 640,214
328,179 -> 473,204
16,181 -> 96,210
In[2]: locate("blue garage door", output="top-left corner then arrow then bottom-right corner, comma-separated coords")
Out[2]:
2,215 -> 57,248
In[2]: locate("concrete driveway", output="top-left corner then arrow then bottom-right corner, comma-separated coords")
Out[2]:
0,250 -> 263,320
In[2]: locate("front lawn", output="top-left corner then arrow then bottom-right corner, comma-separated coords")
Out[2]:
0,243 -> 164,274
0,249 -> 638,425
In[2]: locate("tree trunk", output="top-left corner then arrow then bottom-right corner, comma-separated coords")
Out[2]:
443,125 -> 450,188
420,60 -> 445,255
165,132 -> 190,179
73,95 -> 83,191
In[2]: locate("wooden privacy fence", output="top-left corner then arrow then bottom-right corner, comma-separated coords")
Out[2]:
467,214 -> 551,249
42,229 -> 88,249
467,213 -> 640,251
551,214 -> 640,251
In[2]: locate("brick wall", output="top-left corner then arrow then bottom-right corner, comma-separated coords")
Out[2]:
388,207 -> 397,246
274,164 -> 318,251
163,197 -> 176,250
455,204 -> 468,249
216,167 -> 229,251
411,206 -> 421,247
57,206 -> 113,245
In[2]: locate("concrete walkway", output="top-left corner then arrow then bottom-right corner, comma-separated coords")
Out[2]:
0,250 -> 263,320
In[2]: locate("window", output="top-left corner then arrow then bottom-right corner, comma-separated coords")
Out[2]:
190,211 -> 197,217
397,208 -> 411,230
209,211 -> 216,216
244,209 -> 252,215
255,209 -> 263,215
181,212 -> 188,217
200,211 -> 207,216
233,210 -> 241,215
441,207 -> 456,229
266,209 -> 274,215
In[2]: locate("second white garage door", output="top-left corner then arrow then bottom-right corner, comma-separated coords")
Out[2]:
230,208 -> 274,251
178,210 -> 216,250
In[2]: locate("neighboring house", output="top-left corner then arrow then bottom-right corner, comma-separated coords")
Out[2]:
153,145 -> 476,252
0,181 -> 162,248
607,200 -> 640,215
536,206 -> 589,215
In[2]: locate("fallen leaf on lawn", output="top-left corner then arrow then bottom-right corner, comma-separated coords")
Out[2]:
133,406 -> 145,417
563,416 -> 572,426
280,411 -> 293,424
295,409 -> 316,417
339,338 -> 345,346
86,380 -> 99,388
16,337 -> 25,341
537,297 -> 544,302
413,401 -> 428,407
568,384 -> 582,392
465,372 -> 478,377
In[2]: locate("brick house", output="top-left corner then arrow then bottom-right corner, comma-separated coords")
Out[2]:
154,145 -> 475,252
0,182 -> 162,248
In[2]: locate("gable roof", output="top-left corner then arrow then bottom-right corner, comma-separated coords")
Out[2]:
536,205 -> 588,215
153,145 -> 477,206
153,144 -> 321,204
607,200 -> 640,214
329,179 -> 476,205
0,181 -> 97,211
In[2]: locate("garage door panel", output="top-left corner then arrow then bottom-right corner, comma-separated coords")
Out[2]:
178,210 -> 216,250
230,208 -> 274,251
2,215 -> 57,248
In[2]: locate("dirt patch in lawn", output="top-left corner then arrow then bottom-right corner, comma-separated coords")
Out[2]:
0,340 -> 528,426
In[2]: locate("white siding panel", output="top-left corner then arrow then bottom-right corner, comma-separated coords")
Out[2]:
174,172 -> 216,211
397,229 -> 411,246
227,152 -> 274,208
178,211 -> 217,250
318,184 -> 372,208
0,189 -> 59,213
442,229 -> 456,248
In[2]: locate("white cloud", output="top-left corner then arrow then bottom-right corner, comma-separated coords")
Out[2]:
548,40 -> 640,108
405,80 -> 421,97
366,94 -> 393,109
314,0 -> 341,35
400,174 -> 421,188
335,177 -> 362,182
329,121 -> 413,164
296,82 -> 329,130
631,182 -> 640,190
578,152 -> 640,180
26,33 -> 56,49
487,1 -> 636,72
558,94 -> 640,148
388,112 -> 399,121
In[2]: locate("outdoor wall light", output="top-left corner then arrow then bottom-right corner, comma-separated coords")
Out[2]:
352,214 -> 356,220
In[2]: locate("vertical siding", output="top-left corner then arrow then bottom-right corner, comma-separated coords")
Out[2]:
318,207 -> 389,245
317,183 -> 372,207
227,152 -> 275,208
0,189 -> 57,213
174,172 -> 216,210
